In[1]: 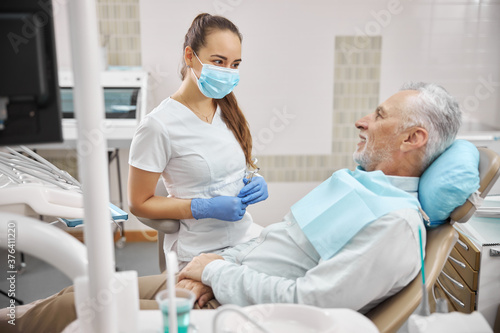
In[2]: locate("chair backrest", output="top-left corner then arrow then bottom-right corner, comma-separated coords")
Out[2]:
450,147 -> 500,222
365,147 -> 500,333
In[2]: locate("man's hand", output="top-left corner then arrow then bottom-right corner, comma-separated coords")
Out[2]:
176,279 -> 214,308
178,253 -> 224,282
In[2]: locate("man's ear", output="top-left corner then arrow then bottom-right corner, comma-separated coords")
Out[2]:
401,127 -> 428,152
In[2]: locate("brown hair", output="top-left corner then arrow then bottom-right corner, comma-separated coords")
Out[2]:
181,13 -> 255,168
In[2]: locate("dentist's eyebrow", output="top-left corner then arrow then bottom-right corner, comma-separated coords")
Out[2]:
211,54 -> 227,60
210,54 -> 242,62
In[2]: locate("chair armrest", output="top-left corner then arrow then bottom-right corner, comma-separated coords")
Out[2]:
136,216 -> 180,234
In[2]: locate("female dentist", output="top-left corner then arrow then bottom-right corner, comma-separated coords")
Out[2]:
128,13 -> 268,268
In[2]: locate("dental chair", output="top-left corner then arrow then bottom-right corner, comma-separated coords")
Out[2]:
366,147 -> 500,333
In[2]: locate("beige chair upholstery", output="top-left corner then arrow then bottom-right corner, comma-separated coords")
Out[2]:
365,223 -> 458,333
366,147 -> 500,333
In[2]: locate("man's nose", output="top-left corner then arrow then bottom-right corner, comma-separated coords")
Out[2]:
355,114 -> 369,129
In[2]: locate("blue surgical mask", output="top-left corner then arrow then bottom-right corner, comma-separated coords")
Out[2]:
191,52 -> 240,99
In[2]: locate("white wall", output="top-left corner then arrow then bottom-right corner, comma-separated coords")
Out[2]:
377,1 -> 500,129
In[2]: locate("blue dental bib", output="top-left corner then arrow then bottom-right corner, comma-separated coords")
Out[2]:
291,167 -> 421,260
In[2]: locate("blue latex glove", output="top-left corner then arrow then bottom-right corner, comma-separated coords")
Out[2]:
191,196 -> 247,221
238,176 -> 269,205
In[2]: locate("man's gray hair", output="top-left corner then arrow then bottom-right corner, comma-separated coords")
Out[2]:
399,82 -> 462,169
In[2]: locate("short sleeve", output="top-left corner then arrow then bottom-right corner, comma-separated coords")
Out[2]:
128,116 -> 171,173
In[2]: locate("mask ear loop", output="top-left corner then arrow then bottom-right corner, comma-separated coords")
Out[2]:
192,50 -> 203,65
189,50 -> 203,80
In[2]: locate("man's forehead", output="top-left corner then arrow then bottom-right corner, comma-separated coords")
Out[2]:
379,90 -> 418,114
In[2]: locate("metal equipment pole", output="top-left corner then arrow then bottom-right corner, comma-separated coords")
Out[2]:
66,1 -> 118,331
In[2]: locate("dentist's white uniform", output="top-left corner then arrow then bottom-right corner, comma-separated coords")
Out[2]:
129,98 -> 254,262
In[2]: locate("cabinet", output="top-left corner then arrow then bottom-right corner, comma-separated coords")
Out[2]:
431,212 -> 500,328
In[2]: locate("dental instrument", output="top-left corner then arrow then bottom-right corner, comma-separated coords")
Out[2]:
15,145 -> 81,185
245,167 -> 260,183
0,146 -> 127,233
245,157 -> 260,183
0,146 -> 81,191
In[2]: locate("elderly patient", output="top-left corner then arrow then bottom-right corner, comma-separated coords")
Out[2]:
0,81 -> 462,333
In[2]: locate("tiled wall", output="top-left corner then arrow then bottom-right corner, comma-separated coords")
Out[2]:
96,0 -> 141,67
259,36 -> 382,182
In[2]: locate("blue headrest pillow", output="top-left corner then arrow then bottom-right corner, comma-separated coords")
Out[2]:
418,140 -> 480,228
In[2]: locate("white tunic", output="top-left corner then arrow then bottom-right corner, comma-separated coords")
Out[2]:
129,97 -> 253,261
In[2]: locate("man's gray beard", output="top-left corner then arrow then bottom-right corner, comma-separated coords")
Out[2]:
353,151 -> 368,169
353,148 -> 392,170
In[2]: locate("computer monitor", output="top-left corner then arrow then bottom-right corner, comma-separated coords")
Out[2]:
0,0 -> 62,145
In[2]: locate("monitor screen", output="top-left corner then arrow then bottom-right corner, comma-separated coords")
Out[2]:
60,87 -> 139,119
0,0 -> 62,145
